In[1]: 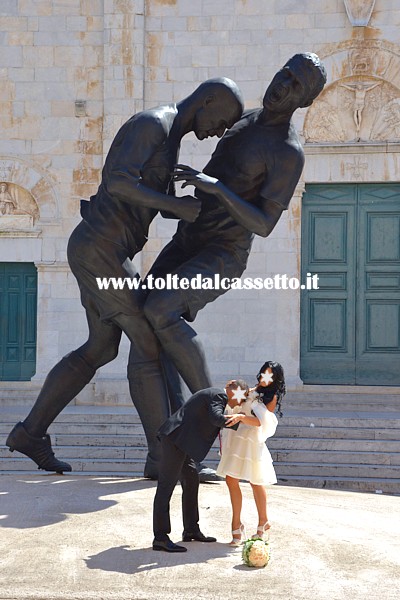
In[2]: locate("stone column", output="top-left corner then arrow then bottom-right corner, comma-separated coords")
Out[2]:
285,181 -> 306,388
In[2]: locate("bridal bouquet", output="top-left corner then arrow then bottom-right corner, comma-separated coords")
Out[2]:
242,538 -> 271,568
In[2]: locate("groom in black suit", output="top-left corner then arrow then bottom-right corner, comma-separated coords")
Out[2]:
152,380 -> 248,552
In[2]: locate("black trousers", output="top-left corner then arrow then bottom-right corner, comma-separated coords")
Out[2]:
153,435 -> 199,540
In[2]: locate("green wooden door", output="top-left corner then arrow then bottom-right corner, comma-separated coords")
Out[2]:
301,184 -> 400,385
0,263 -> 37,381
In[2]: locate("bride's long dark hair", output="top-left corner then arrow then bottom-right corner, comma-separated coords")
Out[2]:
255,361 -> 286,417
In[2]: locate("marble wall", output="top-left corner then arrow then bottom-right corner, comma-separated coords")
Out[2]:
1,0 -> 399,402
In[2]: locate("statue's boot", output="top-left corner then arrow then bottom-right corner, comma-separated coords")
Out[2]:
153,321 -> 212,393
127,360 -> 170,480
8,352 -> 96,472
6,422 -> 72,473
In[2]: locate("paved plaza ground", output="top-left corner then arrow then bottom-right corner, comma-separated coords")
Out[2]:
0,475 -> 399,600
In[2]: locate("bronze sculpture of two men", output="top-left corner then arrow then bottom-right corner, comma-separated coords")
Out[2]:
6,53 -> 327,478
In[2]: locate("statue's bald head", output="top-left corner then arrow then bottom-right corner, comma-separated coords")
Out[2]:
192,77 -> 244,127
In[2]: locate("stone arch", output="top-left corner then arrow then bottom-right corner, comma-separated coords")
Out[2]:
303,40 -> 400,144
0,156 -> 60,224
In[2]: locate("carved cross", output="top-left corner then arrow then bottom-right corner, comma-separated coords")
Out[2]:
345,157 -> 368,180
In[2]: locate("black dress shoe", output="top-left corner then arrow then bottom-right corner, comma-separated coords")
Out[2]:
143,469 -> 158,480
6,422 -> 72,473
152,538 -> 187,553
182,530 -> 217,542
196,463 -> 223,483
143,455 -> 159,480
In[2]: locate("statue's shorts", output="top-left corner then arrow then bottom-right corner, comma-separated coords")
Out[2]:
145,237 -> 252,323
67,220 -> 144,323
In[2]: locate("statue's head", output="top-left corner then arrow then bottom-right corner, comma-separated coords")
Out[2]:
191,77 -> 244,140
284,53 -> 327,106
263,53 -> 327,114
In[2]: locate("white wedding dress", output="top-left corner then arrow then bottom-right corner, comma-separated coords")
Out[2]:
216,391 -> 278,485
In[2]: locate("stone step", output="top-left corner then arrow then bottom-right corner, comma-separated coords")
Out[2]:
279,416 -> 400,429
1,387 -> 399,409
3,431 -> 397,450
273,475 -> 400,494
51,434 -> 147,447
282,387 -> 400,413
2,432 -> 399,463
1,406 -> 399,494
0,410 -> 140,425
0,423 -> 145,436
0,399 -> 397,413
0,407 -> 396,424
1,459 -> 398,494
283,402 -> 400,412
0,456 -> 145,473
277,462 -> 400,479
0,445 -> 147,460
0,469 -> 141,478
2,444 -> 399,467
1,467 -> 396,494
275,427 -> 400,440
269,438 -> 400,451
2,425 -> 399,444
1,415 -> 399,433
2,453 -> 399,478
206,459 -> 400,480
272,449 -> 400,466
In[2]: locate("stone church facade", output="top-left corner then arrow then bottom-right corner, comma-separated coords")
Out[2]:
1,0 -> 399,405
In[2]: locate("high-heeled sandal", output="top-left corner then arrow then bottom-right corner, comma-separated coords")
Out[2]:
229,524 -> 246,546
252,521 -> 271,540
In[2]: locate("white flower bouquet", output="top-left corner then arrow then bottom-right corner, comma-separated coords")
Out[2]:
242,538 -> 271,568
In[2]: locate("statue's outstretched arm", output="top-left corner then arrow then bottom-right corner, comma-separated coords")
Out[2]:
108,172 -> 200,223
173,164 -> 283,237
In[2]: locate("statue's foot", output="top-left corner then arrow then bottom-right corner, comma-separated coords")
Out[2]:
6,422 -> 72,473
143,469 -> 158,480
143,455 -> 158,480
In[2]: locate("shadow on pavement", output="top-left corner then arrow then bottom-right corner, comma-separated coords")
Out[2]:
84,541 -> 242,573
0,475 -> 156,529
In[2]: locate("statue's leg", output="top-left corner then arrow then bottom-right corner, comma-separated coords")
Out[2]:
24,311 -> 122,436
143,283 -> 212,393
23,354 -> 95,438
6,307 -> 122,472
144,242 -> 248,394
144,295 -> 220,481
144,242 -> 250,482
112,312 -> 171,479
143,241 -> 227,393
160,352 -> 188,413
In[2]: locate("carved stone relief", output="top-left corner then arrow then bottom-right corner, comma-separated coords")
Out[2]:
0,183 -> 17,216
0,181 -> 39,230
343,0 -> 375,27
304,43 -> 400,144
344,157 -> 369,180
0,157 -> 59,229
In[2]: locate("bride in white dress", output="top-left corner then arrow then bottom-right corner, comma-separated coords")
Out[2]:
216,361 -> 286,546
